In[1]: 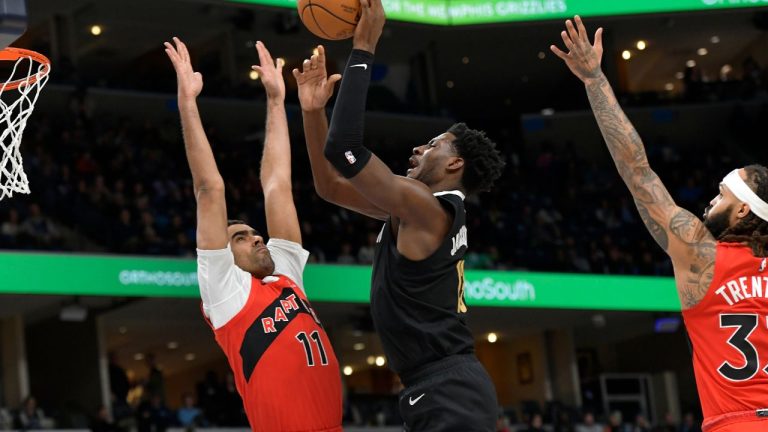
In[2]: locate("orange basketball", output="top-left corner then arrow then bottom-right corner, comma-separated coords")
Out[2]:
298,0 -> 360,40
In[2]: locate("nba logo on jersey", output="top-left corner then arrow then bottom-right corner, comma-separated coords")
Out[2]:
760,258 -> 767,272
345,151 -> 356,164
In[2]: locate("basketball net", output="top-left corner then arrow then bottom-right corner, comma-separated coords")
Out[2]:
0,47 -> 50,201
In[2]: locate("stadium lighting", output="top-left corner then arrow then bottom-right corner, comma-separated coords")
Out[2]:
167,341 -> 179,350
375,356 -> 386,366
312,47 -> 319,56
276,57 -> 285,68
366,356 -> 375,365
720,64 -> 733,80
134,353 -> 144,361
343,366 -> 353,376
621,50 -> 631,60
686,60 -> 696,68
353,342 -> 365,351
462,56 -> 469,64
446,80 -> 454,88
249,70 -> 259,80
665,83 -> 674,91
487,332 -> 498,343
710,35 -> 720,44
185,353 -> 196,361
90,25 -> 102,36
636,40 -> 646,50
675,72 -> 684,80
697,48 -> 708,56
537,51 -> 546,59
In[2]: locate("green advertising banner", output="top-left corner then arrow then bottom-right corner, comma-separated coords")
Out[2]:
229,0 -> 768,25
0,252 -> 680,311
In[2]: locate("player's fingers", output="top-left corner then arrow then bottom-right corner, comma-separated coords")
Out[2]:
276,57 -> 284,73
170,38 -> 182,59
255,41 -> 270,68
317,45 -> 326,68
292,68 -> 301,80
550,45 -> 569,61
595,27 -> 604,51
360,0 -> 370,9
565,20 -> 579,45
251,65 -> 263,77
560,31 -> 573,51
310,54 -> 319,70
173,37 -> 190,63
262,42 -> 277,68
328,74 -> 342,86
163,43 -> 179,60
302,59 -> 311,74
163,49 -> 177,68
575,15 -> 588,43
164,48 -> 177,62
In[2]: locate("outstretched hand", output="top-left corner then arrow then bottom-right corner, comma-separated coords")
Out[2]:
252,41 -> 286,101
164,37 -> 203,100
293,45 -> 342,112
550,16 -> 604,83
353,0 -> 386,54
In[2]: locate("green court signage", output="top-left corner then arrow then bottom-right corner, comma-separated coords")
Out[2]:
0,252 -> 680,311
229,0 -> 768,25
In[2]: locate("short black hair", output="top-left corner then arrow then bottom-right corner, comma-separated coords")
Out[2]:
227,219 -> 263,238
447,123 -> 505,195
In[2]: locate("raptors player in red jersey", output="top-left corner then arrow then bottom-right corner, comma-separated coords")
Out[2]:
552,16 -> 768,432
164,38 -> 342,432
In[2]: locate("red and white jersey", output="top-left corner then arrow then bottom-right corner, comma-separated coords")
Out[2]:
197,239 -> 342,432
682,242 -> 768,424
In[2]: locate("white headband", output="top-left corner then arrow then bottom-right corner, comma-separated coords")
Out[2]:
722,169 -> 768,222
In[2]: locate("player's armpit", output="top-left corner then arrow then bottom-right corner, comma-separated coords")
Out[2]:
667,209 -> 717,309
631,171 -> 716,308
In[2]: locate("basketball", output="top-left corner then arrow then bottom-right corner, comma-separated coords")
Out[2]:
297,0 -> 360,40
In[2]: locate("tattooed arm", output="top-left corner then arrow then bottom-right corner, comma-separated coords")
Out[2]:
551,16 -> 716,309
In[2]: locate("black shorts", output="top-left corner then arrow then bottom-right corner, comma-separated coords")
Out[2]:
398,354 -> 498,432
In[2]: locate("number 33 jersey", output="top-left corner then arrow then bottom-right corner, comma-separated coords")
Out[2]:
211,274 -> 341,431
682,242 -> 768,420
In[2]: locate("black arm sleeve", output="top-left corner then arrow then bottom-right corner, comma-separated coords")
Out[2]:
324,49 -> 374,178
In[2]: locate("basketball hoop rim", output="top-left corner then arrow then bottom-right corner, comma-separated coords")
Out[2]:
0,47 -> 50,90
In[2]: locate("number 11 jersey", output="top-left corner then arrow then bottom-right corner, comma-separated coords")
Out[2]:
198,239 -> 342,432
682,242 -> 768,422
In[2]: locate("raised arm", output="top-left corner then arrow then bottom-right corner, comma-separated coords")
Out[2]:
551,17 -> 716,308
253,41 -> 301,244
322,0 -> 447,228
293,45 -> 387,220
165,37 -> 227,250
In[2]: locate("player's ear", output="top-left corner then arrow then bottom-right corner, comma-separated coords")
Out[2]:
737,202 -> 751,219
447,156 -> 464,172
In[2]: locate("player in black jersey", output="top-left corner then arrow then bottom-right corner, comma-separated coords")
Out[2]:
293,0 -> 505,429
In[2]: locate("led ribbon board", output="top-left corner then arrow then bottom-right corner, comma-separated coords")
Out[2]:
0,252 -> 680,311
229,0 -> 768,25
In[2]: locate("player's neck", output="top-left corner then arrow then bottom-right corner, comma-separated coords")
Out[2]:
427,179 -> 464,196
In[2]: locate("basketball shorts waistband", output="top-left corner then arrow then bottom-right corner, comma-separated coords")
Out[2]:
703,409 -> 768,432
399,353 -> 478,387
